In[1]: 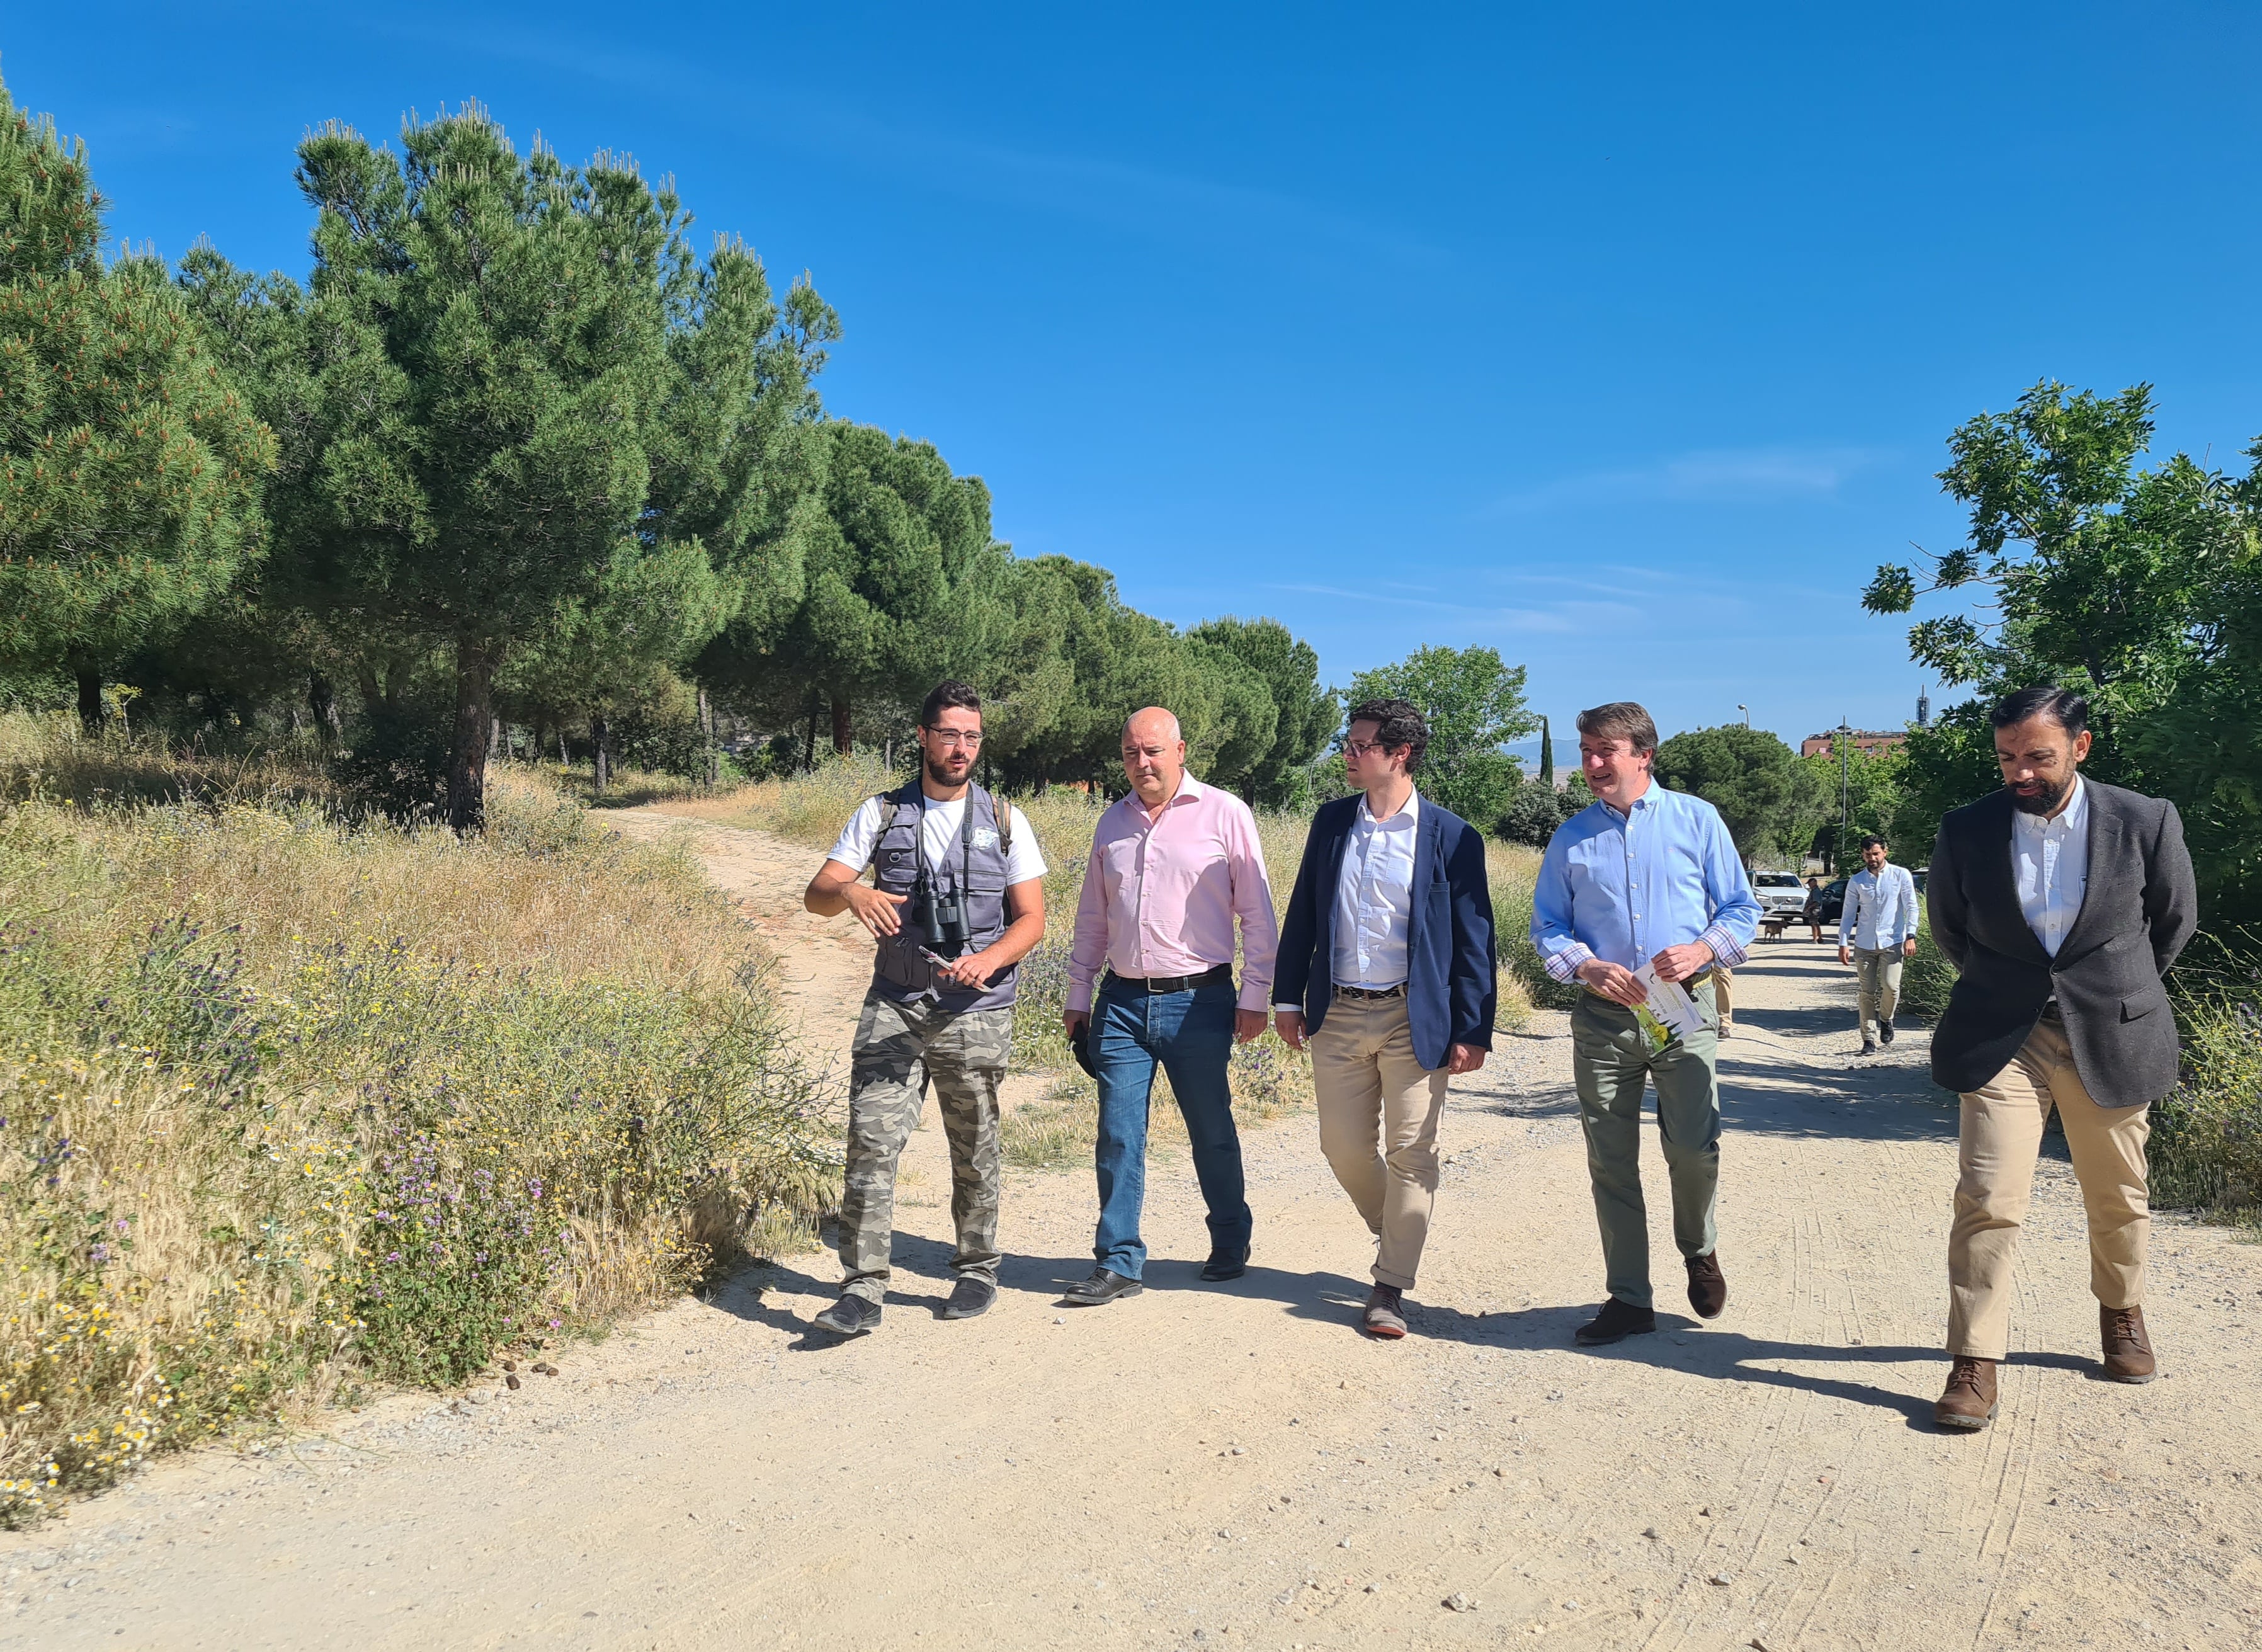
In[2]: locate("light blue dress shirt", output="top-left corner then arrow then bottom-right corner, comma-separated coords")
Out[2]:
1838,863 -> 1919,952
1530,784 -> 1761,981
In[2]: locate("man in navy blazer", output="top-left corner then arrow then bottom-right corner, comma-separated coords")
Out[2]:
1275,698 -> 1496,1338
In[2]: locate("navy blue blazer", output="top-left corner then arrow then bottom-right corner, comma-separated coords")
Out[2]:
1274,793 -> 1497,1069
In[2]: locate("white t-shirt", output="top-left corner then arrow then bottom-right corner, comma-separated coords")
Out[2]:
826,792 -> 1048,885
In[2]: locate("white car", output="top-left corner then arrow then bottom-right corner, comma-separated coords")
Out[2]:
1750,872 -> 1811,918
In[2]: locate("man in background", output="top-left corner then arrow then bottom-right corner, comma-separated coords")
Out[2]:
1838,833 -> 1919,1054
1273,698 -> 1495,1338
1532,702 -> 1761,1347
1926,686 -> 2195,1430
1061,707 -> 1278,1305
801,681 -> 1048,1336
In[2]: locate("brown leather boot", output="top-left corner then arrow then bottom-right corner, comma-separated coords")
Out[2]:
1933,1357 -> 1998,1431
2101,1305 -> 2157,1384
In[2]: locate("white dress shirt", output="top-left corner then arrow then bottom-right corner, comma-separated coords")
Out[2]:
1839,862 -> 1919,952
1332,790 -> 1420,989
2011,775 -> 2090,958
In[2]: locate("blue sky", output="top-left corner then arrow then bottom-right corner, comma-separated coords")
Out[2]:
8,3 -> 2259,748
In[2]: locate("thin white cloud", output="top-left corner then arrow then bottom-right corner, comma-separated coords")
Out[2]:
1484,445 -> 1886,516
360,20 -> 1445,270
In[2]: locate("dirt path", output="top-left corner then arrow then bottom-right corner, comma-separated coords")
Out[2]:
8,816 -> 2261,1651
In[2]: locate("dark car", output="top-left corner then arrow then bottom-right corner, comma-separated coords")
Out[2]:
1805,877 -> 1848,925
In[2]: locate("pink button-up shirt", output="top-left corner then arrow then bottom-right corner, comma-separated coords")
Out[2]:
1067,775 -> 1279,1014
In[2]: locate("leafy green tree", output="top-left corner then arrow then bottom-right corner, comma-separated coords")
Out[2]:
187,106 -> 829,829
707,421 -> 1001,755
943,555 -> 1304,794
1185,616 -> 1335,807
1654,724 -> 1821,863
1861,377 -> 2262,925
1497,775 -> 1571,846
1538,714 -> 1555,787
0,77 -> 272,729
1792,739 -> 1909,870
1345,644 -> 1537,828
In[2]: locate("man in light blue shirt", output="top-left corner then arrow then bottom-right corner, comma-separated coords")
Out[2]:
1531,702 -> 1761,1346
1837,833 -> 1920,1053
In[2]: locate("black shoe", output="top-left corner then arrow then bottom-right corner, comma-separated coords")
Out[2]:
1860,1041 -> 1878,1056
1200,1246 -> 1249,1282
1879,1021 -> 1896,1045
1685,1250 -> 1728,1319
941,1277 -> 996,1320
1574,1296 -> 1657,1346
1062,1267 -> 1144,1306
813,1294 -> 880,1336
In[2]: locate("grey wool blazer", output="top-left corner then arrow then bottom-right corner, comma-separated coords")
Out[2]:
1926,782 -> 2198,1107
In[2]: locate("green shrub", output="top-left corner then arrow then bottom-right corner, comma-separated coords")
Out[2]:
1899,923 -> 1957,1021
2151,993 -> 2262,1219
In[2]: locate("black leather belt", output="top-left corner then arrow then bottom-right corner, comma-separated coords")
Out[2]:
1334,983 -> 1407,1000
1104,964 -> 1232,994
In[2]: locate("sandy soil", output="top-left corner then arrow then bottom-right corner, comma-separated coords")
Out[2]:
6,811 -> 2261,1651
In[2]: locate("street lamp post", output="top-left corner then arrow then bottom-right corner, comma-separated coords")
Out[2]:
1838,717 -> 1854,870
1737,704 -> 1749,728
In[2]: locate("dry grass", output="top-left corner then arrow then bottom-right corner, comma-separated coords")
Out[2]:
0,722 -> 834,1525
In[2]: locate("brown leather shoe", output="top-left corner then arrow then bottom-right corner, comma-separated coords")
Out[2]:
1933,1357 -> 1998,1431
2101,1305 -> 2157,1384
1685,1251 -> 1728,1318
1363,1284 -> 1408,1339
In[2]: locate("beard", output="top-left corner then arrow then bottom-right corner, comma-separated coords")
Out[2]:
926,755 -> 969,789
2010,771 -> 2073,816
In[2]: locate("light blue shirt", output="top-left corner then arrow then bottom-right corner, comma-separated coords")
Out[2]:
1839,863 -> 1919,952
1530,784 -> 1761,981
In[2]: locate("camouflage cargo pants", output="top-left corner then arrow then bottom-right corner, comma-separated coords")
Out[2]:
838,988 -> 1013,1304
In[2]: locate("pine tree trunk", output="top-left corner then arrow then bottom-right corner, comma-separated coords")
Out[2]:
698,687 -> 718,790
831,695 -> 853,757
74,667 -> 103,736
558,727 -> 569,766
804,705 -> 819,772
591,713 -> 611,797
309,674 -> 341,748
444,639 -> 499,833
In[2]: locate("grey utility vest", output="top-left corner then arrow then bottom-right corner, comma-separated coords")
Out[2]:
867,780 -> 1019,1013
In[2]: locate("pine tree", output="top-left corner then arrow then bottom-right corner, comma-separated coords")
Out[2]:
0,76 -> 272,726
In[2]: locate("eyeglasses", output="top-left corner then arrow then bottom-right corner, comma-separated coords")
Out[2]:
1343,739 -> 1389,759
926,728 -> 982,750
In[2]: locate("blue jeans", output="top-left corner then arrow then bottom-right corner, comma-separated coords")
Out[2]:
1091,976 -> 1251,1279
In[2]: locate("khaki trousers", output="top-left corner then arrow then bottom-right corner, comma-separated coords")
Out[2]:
1310,993 -> 1448,1289
1854,947 -> 1903,1043
1947,1017 -> 2149,1362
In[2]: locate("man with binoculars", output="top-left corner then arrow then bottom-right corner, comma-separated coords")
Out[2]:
802,681 -> 1049,1335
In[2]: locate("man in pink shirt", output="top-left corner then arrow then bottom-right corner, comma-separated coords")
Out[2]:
1060,707 -> 1279,1304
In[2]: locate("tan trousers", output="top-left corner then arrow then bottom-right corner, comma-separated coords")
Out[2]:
1714,966 -> 1733,1026
1947,1017 -> 2150,1361
1311,993 -> 1448,1289
1854,947 -> 1903,1043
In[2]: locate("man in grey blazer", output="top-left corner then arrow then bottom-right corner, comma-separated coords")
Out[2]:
1924,686 -> 2197,1430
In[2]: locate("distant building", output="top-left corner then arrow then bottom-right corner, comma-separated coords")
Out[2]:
1800,729 -> 1907,758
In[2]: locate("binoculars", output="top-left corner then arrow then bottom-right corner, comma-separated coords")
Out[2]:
912,880 -> 972,957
